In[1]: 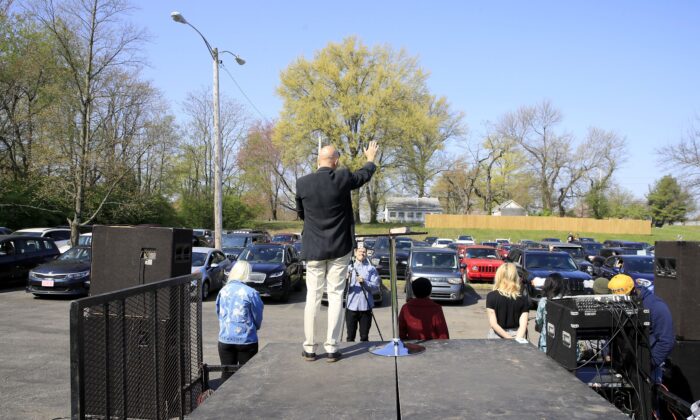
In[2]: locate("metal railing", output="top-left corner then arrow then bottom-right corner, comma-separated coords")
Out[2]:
70,275 -> 203,419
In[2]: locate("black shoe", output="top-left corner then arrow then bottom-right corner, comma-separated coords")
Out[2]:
302,351 -> 316,361
326,352 -> 342,363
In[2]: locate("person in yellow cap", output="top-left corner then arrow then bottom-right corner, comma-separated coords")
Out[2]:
608,274 -> 675,387
608,274 -> 635,295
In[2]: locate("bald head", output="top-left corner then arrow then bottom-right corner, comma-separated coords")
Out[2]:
318,145 -> 340,169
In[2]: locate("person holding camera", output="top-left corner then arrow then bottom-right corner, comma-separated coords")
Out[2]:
345,246 -> 380,342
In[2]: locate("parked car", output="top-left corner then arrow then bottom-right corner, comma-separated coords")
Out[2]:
271,233 -> 301,244
496,243 -> 513,258
221,230 -> 271,261
237,243 -> 304,302
0,227 -> 13,235
424,236 -> 438,246
455,235 -> 476,245
544,242 -> 595,276
432,238 -> 454,248
78,233 -> 92,246
461,246 -> 504,283
541,237 -> 561,243
447,243 -> 469,259
0,235 -> 61,286
14,227 -> 72,253
571,240 -> 603,261
495,238 -> 510,245
370,236 -> 412,279
505,248 -> 593,305
594,255 -> 655,291
191,247 -> 232,300
26,246 -> 91,297
481,241 -> 498,248
577,237 -> 596,242
405,247 -> 465,303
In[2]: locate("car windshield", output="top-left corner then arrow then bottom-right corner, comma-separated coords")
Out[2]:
625,258 -> 654,273
17,231 -> 42,237
466,248 -> 499,259
482,242 -> 497,247
239,246 -> 284,263
622,242 -> 645,250
458,236 -> 472,240
552,247 -> 584,259
78,235 -> 92,246
582,243 -> 603,253
272,234 -> 293,242
363,238 -> 376,248
58,247 -> 91,262
192,252 -> 208,267
437,239 -> 452,245
396,240 -> 412,250
412,252 -> 458,269
525,254 -> 578,270
222,235 -> 247,247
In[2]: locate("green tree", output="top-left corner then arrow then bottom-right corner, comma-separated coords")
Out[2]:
584,180 -> 610,219
275,36 -> 445,223
647,175 -> 694,227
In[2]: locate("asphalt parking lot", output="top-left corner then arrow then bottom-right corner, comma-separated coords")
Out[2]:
0,284 -> 536,420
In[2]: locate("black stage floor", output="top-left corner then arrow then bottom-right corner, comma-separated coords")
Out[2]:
188,340 -> 627,419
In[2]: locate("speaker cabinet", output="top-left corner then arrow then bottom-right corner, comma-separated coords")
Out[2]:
655,241 -> 700,341
664,340 -> 700,405
90,226 -> 192,296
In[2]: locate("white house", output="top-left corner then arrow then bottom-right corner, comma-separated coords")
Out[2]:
491,200 -> 527,216
381,197 -> 444,223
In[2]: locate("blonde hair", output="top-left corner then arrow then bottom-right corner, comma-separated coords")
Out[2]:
493,263 -> 521,299
227,260 -> 251,283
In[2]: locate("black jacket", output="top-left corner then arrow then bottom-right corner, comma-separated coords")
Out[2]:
296,163 -> 376,261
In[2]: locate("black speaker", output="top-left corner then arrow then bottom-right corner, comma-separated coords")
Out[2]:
664,340 -> 700,405
655,241 -> 700,341
90,226 -> 192,296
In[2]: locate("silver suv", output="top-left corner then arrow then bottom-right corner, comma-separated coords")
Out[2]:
405,247 -> 465,303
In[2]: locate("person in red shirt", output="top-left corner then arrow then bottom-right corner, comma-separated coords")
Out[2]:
399,278 -> 450,340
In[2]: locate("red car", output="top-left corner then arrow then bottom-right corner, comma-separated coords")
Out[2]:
461,245 -> 504,283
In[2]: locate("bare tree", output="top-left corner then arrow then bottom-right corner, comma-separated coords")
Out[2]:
658,115 -> 700,194
32,0 -> 150,243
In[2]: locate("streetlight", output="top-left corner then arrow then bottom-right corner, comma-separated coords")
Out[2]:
171,11 -> 245,250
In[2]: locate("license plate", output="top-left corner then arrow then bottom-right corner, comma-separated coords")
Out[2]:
41,280 -> 54,287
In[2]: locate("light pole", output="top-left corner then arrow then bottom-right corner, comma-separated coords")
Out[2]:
171,11 -> 245,250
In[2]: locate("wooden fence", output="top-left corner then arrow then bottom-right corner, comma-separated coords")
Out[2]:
425,214 -> 651,235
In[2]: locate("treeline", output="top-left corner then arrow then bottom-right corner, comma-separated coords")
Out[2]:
0,0 -> 257,240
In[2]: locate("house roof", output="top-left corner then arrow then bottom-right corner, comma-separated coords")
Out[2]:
493,200 -> 524,212
384,197 -> 443,211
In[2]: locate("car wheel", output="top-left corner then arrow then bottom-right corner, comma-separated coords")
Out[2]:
201,280 -> 210,301
278,280 -> 290,303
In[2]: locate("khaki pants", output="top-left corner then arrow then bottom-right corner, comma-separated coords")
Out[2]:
303,251 -> 352,354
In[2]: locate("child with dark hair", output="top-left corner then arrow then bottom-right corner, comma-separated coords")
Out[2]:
535,273 -> 565,352
398,278 -> 450,340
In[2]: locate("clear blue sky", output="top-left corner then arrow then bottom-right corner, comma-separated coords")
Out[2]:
132,1 -> 700,199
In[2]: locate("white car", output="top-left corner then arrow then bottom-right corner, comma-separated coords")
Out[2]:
432,238 -> 455,248
455,235 -> 476,245
14,227 -> 72,253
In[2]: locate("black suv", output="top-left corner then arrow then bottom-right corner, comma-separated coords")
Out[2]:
0,235 -> 61,286
369,236 -> 413,279
221,230 -> 271,261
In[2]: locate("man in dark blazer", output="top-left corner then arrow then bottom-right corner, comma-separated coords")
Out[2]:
297,141 -> 379,362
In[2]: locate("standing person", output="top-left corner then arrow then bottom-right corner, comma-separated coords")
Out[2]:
609,274 -> 675,384
398,278 -> 450,340
346,246 -> 380,342
297,141 -> 379,362
535,273 -> 565,352
486,263 -> 530,339
216,261 -> 264,381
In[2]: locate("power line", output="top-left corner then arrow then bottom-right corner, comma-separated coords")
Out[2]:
220,63 -> 270,123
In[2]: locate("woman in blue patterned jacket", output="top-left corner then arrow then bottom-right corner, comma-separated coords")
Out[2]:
216,260 -> 264,380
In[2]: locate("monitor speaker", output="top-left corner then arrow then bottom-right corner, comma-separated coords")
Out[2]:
654,241 -> 700,341
90,226 -> 192,296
